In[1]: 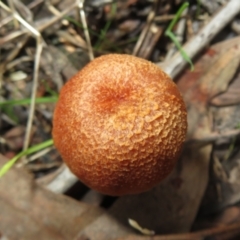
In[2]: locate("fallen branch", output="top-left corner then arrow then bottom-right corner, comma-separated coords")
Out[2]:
159,0 -> 240,79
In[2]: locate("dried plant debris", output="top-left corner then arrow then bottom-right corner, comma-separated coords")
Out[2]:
128,219 -> 155,236
211,71 -> 240,106
0,154 -> 132,240
1,0 -> 240,239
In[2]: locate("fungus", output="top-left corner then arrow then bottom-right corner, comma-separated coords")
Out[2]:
52,54 -> 187,196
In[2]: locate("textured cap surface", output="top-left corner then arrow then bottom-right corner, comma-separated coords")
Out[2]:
52,54 -> 187,196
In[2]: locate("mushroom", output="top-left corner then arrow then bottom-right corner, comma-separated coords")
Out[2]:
52,54 -> 187,196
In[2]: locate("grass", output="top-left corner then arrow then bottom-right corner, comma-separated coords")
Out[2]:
0,96 -> 58,107
66,2 -> 119,52
0,139 -> 54,177
165,2 -> 194,71
94,2 -> 117,51
0,92 -> 57,177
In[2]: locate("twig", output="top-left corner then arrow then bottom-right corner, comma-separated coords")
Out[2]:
0,2 -> 77,44
77,0 -> 94,60
0,2 -> 38,37
4,36 -> 29,64
7,0 -> 19,28
45,0 -> 62,16
24,34 -> 43,151
154,14 -> 186,23
158,0 -> 240,79
17,146 -> 54,167
0,0 -> 43,28
0,2 -> 44,151
132,11 -> 155,56
45,165 -> 78,193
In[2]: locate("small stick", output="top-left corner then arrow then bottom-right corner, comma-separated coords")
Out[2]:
7,0 -> 19,28
17,146 -> 54,167
158,0 -> 240,79
23,38 -> 43,150
132,11 -> 155,56
0,2 -> 77,44
46,165 -> 78,193
77,0 -> 94,60
0,2 -> 44,151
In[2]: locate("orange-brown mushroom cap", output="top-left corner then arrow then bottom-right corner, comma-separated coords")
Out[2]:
52,54 -> 187,196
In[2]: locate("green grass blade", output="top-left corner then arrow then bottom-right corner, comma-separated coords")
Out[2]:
166,2 -> 189,32
65,17 -> 100,38
165,2 -> 194,70
42,80 -> 58,97
94,2 -> 117,50
0,96 -> 58,108
166,31 -> 194,71
0,139 -> 54,177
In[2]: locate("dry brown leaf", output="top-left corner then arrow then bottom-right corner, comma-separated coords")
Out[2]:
199,45 -> 240,99
76,213 -> 133,240
0,154 -> 131,240
3,126 -> 26,150
211,72 -> 240,106
198,37 -> 240,213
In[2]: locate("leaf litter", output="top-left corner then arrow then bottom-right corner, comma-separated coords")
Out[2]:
1,0 -> 240,239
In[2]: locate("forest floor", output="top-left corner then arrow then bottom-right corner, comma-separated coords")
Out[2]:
1,0 -> 240,239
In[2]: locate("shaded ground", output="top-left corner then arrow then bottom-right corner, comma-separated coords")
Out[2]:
1,0 -> 240,239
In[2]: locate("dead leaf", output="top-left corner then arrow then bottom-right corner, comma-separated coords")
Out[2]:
0,154 -> 131,240
199,45 -> 240,99
3,126 -> 26,150
211,72 -> 240,106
